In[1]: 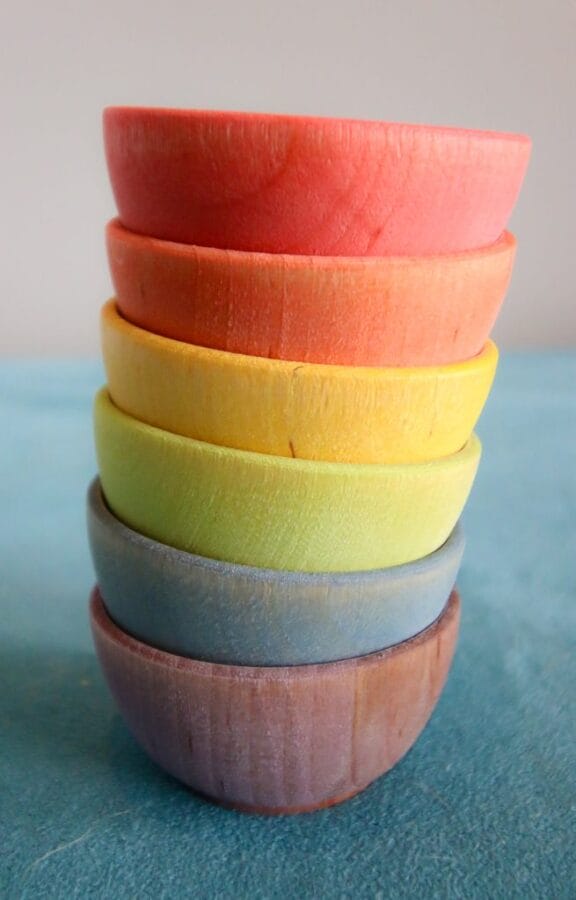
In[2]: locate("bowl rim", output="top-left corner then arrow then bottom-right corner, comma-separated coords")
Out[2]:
88,477 -> 465,587
95,388 -> 482,478
106,217 -> 517,269
103,106 -> 531,145
91,586 -> 460,679
103,299 -> 499,381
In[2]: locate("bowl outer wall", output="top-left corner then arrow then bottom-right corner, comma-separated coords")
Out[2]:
104,107 -> 531,256
88,478 -> 464,665
107,218 -> 515,368
90,587 -> 461,812
93,388 -> 480,572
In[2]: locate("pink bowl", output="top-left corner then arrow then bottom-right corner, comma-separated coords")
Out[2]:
104,107 -> 530,256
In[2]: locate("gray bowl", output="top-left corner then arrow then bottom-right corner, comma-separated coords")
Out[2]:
87,478 -> 464,666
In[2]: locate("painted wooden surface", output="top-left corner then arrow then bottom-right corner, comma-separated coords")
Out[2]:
93,389 -> 481,572
102,301 -> 497,465
90,588 -> 460,814
104,107 -> 530,256
107,219 -> 516,367
88,479 -> 464,665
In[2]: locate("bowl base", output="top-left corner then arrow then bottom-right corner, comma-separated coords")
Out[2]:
196,782 -> 372,816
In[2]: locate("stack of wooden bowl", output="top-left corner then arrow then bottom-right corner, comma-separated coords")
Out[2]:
89,107 -> 530,814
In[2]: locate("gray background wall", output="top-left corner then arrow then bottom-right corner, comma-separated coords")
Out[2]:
1,0 -> 574,355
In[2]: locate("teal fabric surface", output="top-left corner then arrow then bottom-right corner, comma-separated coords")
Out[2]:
1,355 -> 575,899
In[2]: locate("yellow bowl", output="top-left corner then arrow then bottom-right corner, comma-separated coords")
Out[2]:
94,389 -> 481,572
101,301 -> 497,464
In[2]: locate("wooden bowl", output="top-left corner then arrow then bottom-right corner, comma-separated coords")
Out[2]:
103,107 -> 530,256
102,301 -> 497,465
107,219 -> 516,367
88,478 -> 464,665
94,388 -> 481,572
90,587 -> 460,813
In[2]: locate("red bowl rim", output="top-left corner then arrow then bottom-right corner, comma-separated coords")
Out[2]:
103,106 -> 531,146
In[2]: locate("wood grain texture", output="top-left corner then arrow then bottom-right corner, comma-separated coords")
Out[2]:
102,301 -> 497,465
88,478 -> 464,665
107,219 -> 516,367
104,107 -> 531,256
90,587 -> 460,813
94,389 -> 481,572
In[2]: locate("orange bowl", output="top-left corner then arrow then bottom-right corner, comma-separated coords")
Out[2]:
108,219 -> 515,367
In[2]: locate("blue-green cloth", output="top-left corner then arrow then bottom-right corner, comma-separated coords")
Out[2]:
1,355 -> 575,899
